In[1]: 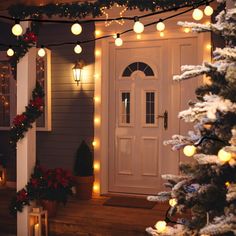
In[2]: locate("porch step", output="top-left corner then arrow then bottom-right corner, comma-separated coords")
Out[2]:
49,196 -> 168,236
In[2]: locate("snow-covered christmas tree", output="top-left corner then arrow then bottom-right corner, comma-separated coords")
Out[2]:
147,0 -> 236,235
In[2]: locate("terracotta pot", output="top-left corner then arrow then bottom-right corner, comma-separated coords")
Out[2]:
41,200 -> 58,217
74,175 -> 94,200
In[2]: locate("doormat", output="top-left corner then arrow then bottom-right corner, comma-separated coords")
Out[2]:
103,196 -> 156,209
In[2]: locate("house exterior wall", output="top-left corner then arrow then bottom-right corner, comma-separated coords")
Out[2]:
37,23 -> 95,170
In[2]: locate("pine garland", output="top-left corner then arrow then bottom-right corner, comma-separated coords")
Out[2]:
10,82 -> 44,147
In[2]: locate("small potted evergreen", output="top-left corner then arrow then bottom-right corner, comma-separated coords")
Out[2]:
74,140 -> 94,200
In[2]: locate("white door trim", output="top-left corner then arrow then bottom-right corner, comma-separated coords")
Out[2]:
94,30 -> 211,195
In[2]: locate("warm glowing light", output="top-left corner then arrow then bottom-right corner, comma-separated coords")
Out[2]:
71,23 -> 82,35
7,48 -> 14,57
169,198 -> 177,207
94,117 -> 100,125
95,50 -> 101,57
133,20 -> 144,34
12,23 -> 23,36
92,140 -> 97,147
205,21 -> 211,25
160,32 -> 165,37
93,183 -> 100,192
204,5 -> 213,16
183,145 -> 196,157
95,30 -> 102,36
94,74 -> 100,80
183,27 -> 191,33
136,34 -> 142,40
156,21 -> 165,32
225,181 -> 230,187
38,48 -> 46,57
206,44 -> 212,50
115,35 -> 123,47
192,8 -> 203,21
94,96 -> 101,103
74,44 -> 82,54
218,149 -> 232,163
155,221 -> 167,233
94,161 -> 100,171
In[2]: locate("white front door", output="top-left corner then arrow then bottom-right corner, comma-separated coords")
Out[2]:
108,37 -> 198,195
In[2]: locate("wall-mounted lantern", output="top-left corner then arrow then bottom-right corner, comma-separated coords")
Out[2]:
72,60 -> 85,85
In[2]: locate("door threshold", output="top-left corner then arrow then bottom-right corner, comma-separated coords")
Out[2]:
101,192 -> 149,199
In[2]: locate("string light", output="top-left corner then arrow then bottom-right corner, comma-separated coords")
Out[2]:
225,181 -> 230,188
7,47 -> 14,57
204,4 -> 213,16
74,43 -> 82,54
206,44 -> 212,50
115,34 -> 123,47
38,46 -> 46,57
169,198 -> 177,207
183,145 -> 196,157
71,22 -> 82,35
192,8 -> 203,21
156,20 -> 165,32
12,20 -> 23,36
218,149 -> 232,163
95,30 -> 102,36
155,221 -> 167,233
133,17 -> 144,34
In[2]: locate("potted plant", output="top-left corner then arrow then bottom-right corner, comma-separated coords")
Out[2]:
74,140 -> 94,200
27,165 -> 75,217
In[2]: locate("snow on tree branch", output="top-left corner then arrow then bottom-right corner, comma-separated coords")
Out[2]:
227,184 -> 236,202
214,47 -> 236,60
193,154 -> 220,164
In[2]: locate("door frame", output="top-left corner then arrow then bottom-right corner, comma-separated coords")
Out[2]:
94,30 -> 211,195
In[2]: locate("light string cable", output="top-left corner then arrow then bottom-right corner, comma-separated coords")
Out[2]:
0,0 -> 215,49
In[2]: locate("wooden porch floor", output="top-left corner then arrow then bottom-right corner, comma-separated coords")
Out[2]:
0,189 -> 169,236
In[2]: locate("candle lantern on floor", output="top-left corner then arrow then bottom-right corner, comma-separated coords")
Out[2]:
0,164 -> 6,187
29,208 -> 48,236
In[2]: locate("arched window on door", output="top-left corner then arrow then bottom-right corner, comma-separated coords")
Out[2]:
122,62 -> 155,77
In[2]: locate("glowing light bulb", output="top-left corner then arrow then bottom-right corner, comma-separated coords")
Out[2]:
183,145 -> 196,157
204,5 -> 213,16
115,34 -> 123,47
94,162 -> 100,171
38,48 -> 46,57
156,21 -> 165,32
225,181 -> 230,187
95,50 -> 101,57
95,30 -> 102,37
169,198 -> 177,207
218,149 -> 232,163
71,23 -> 82,35
155,221 -> 167,233
93,183 -> 100,192
206,44 -> 212,50
92,140 -> 97,147
133,19 -> 144,34
192,8 -> 203,21
94,96 -> 100,103
183,27 -> 191,33
74,44 -> 82,54
12,23 -> 23,36
7,48 -> 14,57
94,117 -> 100,125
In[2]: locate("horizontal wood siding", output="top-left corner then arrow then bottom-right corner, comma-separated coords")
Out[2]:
36,23 -> 95,171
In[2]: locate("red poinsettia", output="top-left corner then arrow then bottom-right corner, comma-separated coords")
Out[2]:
13,114 -> 27,126
16,189 -> 28,202
31,97 -> 43,109
24,31 -> 38,43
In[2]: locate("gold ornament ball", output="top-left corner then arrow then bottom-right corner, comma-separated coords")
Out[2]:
71,23 -> 82,35
204,5 -> 213,16
133,21 -> 144,34
218,149 -> 232,163
192,8 -> 204,21
169,198 -> 177,207
12,24 -> 23,36
183,145 -> 196,157
156,21 -> 165,32
74,44 -> 82,54
155,221 -> 167,233
7,48 -> 14,57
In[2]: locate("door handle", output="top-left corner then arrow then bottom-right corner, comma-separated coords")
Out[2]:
157,110 -> 168,130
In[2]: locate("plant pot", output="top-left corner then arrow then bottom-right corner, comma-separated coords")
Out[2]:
75,175 -> 94,200
41,200 -> 58,217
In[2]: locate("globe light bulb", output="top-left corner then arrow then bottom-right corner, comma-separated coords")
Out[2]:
115,34 -> 123,47
156,21 -> 165,32
12,23 -> 23,36
7,48 -> 14,57
71,23 -> 82,35
183,145 -> 196,157
133,20 -> 144,34
192,8 -> 203,21
169,198 -> 177,207
218,149 -> 232,163
204,5 -> 213,16
38,48 -> 46,57
74,44 -> 82,54
155,221 -> 167,233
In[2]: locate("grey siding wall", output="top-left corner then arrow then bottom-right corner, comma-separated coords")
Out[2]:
37,23 -> 95,170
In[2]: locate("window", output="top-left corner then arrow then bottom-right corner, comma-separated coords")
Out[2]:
122,62 -> 154,77
120,92 -> 131,124
146,92 -> 155,124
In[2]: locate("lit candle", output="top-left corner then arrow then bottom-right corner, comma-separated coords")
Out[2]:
34,223 -> 39,236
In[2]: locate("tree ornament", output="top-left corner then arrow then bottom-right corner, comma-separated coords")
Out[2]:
183,145 -> 196,157
169,198 -> 177,207
154,221 -> 167,233
218,149 -> 232,163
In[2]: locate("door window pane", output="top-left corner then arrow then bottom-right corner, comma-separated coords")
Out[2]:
121,92 -> 130,124
146,92 -> 155,124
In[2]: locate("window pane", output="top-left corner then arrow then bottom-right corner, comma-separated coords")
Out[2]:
121,92 -> 130,124
146,92 -> 155,124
